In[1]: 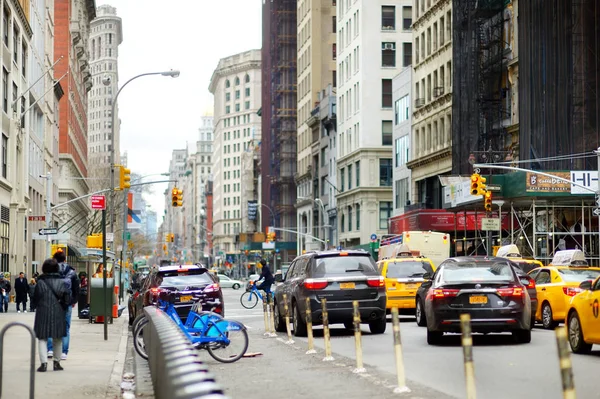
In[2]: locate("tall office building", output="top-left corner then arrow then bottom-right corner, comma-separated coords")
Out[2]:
209,50 -> 261,265
165,148 -> 187,253
336,0 -> 412,247
87,4 -> 123,192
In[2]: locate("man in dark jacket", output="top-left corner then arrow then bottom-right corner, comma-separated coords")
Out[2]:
14,272 -> 28,313
47,250 -> 79,361
0,275 -> 10,313
255,260 -> 275,299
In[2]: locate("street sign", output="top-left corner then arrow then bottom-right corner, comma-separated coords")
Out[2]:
370,233 -> 377,242
486,184 -> 502,192
593,208 -> 600,217
39,228 -> 58,235
481,218 -> 501,231
32,232 -> 70,240
91,195 -> 106,210
106,233 -> 114,243
28,216 -> 45,222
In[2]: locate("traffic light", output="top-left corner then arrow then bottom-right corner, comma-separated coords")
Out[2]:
170,233 -> 175,242
176,189 -> 183,207
484,191 -> 493,212
470,173 -> 488,196
165,234 -> 170,243
267,231 -> 276,242
51,244 -> 68,256
86,235 -> 102,249
171,188 -> 183,207
119,165 -> 131,190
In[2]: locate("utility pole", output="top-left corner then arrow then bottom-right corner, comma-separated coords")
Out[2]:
45,172 -> 52,258
119,189 -> 129,303
101,208 -> 108,341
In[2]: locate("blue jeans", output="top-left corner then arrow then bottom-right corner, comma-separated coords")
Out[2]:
48,306 -> 72,354
0,294 -> 8,312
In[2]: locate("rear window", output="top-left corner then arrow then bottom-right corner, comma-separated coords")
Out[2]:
558,268 -> 600,282
312,255 -> 377,277
442,261 -> 516,283
386,261 -> 434,279
160,273 -> 213,288
512,261 -> 539,274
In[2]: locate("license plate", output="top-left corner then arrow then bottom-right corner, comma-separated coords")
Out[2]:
404,283 -> 418,289
179,295 -> 193,303
469,296 -> 488,304
340,282 -> 355,289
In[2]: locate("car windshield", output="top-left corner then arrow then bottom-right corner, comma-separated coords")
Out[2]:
558,268 -> 600,282
442,261 -> 516,283
160,273 -> 213,289
312,255 -> 377,277
386,261 -> 433,279
511,261 -> 539,274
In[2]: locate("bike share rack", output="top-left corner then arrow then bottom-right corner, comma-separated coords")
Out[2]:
143,306 -> 230,399
0,322 -> 36,399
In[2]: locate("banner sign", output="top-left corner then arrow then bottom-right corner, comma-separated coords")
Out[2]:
525,172 -> 571,193
247,200 -> 258,221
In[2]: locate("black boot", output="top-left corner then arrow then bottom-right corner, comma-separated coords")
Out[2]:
37,363 -> 47,372
53,361 -> 63,371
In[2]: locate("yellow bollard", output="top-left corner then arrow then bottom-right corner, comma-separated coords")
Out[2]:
555,327 -> 577,399
268,295 -> 277,337
460,313 -> 477,399
305,297 -> 316,354
352,301 -> 366,373
262,295 -> 270,336
391,307 -> 410,393
282,293 -> 294,344
322,298 -> 334,361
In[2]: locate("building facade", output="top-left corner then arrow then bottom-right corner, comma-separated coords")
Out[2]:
208,49 -> 261,267
164,148 -> 187,259
392,67 -> 411,216
87,4 -> 122,192
295,0 -> 336,253
336,0 -> 412,247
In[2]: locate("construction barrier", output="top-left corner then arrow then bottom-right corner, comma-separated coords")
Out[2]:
352,301 -> 366,373
555,327 -> 576,399
305,297 -> 316,354
460,314 -> 476,399
322,298 -> 334,361
282,294 -> 294,344
391,307 -> 410,393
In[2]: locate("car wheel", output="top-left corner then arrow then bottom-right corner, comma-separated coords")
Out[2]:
568,311 -> 593,354
512,329 -> 532,344
541,302 -> 558,330
232,283 -> 240,290
427,329 -> 443,345
273,300 -> 287,333
292,302 -> 308,337
368,316 -> 387,334
415,298 -> 427,327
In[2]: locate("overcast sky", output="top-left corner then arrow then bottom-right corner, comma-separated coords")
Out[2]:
106,0 -> 261,226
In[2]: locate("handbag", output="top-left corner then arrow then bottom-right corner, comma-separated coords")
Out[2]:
43,280 -> 69,311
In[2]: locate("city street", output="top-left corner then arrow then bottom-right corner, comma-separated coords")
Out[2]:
221,288 -> 600,399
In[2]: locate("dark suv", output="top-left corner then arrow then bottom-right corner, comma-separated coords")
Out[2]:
272,250 -> 387,336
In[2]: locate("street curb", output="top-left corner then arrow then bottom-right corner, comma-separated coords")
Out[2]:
106,317 -> 129,398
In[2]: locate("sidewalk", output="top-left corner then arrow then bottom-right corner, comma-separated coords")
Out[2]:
0,308 -> 128,399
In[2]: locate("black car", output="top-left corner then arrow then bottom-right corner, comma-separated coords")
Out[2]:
130,264 -> 224,323
272,250 -> 387,336
415,256 -> 532,345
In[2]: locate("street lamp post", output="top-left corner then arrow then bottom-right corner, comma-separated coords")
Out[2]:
298,197 -> 330,250
259,204 -> 276,228
108,70 -> 180,236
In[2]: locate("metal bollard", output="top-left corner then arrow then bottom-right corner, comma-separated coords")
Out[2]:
268,295 -> 278,337
391,307 -> 410,393
352,301 -> 366,373
282,293 -> 294,344
460,313 -> 476,399
555,327 -> 576,399
322,298 -> 334,361
262,295 -> 270,336
305,297 -> 316,354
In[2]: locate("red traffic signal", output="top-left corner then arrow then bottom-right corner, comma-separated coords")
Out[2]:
484,191 -> 493,212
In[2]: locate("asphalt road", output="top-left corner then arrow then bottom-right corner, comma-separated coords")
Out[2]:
221,288 -> 600,399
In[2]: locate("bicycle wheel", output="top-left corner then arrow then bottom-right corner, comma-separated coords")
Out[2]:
131,313 -> 147,332
133,319 -> 149,360
240,291 -> 259,309
206,320 -> 249,363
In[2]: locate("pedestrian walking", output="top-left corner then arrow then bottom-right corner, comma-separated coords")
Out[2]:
14,272 -> 28,313
33,258 -> 70,372
28,278 -> 37,312
47,249 -> 79,361
0,275 -> 11,313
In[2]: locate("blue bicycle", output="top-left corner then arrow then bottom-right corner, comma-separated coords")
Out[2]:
134,292 -> 249,363
240,280 -> 272,309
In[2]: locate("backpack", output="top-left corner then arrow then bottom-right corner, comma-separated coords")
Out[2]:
58,262 -> 73,294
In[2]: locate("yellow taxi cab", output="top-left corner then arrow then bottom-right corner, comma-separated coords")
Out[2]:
377,244 -> 436,314
496,244 -> 544,273
528,249 -> 600,329
566,276 -> 600,353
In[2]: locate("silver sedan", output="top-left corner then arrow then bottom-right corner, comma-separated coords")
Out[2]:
216,274 -> 243,289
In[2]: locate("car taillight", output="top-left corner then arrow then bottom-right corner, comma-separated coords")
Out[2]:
563,287 -> 583,297
150,287 -> 160,294
431,289 -> 459,299
366,276 -> 385,288
204,283 -> 220,293
497,287 -> 524,297
303,279 -> 328,290
524,278 -> 535,289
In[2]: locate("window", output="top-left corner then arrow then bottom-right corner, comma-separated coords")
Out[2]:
382,120 -> 393,145
2,68 -> 7,113
21,43 -> 26,76
403,7 -> 412,30
245,101 -> 250,110
356,204 -> 361,230
2,8 -> 8,46
12,26 -> 18,62
381,42 -> 396,67
235,103 -> 240,112
235,77 -> 240,85
379,159 -> 392,186
225,92 -> 230,102
340,168 -> 345,192
403,42 -> 412,67
225,105 -> 230,114
225,80 -> 230,88
235,90 -> 240,99
379,201 -> 393,230
332,16 -> 336,33
395,178 -> 409,209
1,134 -> 6,178
332,43 -> 336,60
382,6 -> 395,30
245,74 -> 250,83
245,87 -> 250,97
395,95 -> 410,125
348,206 -> 352,232
348,165 -> 352,190
355,161 -> 360,187
382,79 -> 393,108
341,214 -> 345,233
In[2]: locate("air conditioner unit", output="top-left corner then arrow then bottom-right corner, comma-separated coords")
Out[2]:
433,86 -> 445,97
383,43 -> 395,50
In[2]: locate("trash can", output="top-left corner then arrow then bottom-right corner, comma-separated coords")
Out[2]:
90,277 -> 115,320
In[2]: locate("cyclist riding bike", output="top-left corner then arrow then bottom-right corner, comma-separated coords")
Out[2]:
254,260 -> 274,299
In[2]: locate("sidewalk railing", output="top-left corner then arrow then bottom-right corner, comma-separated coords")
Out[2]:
143,307 -> 229,399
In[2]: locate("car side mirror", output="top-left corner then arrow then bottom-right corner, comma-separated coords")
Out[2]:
421,280 -> 433,289
579,280 -> 592,291
519,278 -> 531,287
127,288 -> 134,295
274,274 -> 283,283
423,272 -> 433,280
